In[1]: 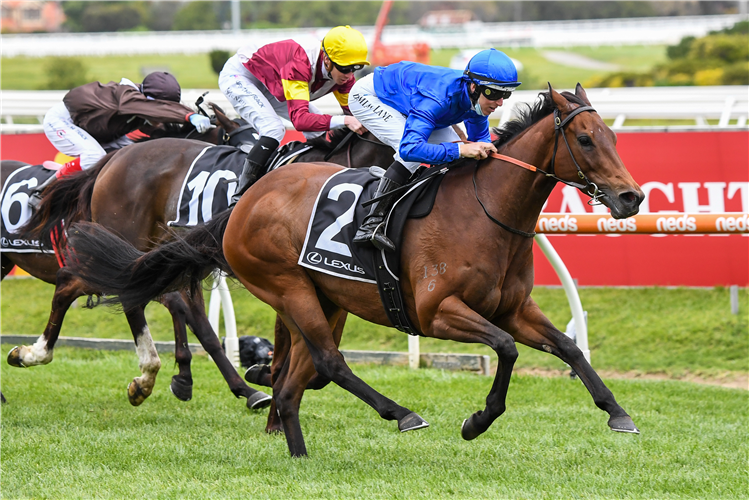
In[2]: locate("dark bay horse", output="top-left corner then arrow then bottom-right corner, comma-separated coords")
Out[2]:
62,84 -> 644,457
4,117 -> 393,408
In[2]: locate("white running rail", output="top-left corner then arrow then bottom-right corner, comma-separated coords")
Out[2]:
3,86 -> 747,132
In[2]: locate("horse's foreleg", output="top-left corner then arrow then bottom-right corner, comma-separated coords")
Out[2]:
7,267 -> 85,368
427,296 -> 518,440
506,297 -> 639,434
181,290 -> 271,410
159,292 -> 193,401
124,306 -> 161,406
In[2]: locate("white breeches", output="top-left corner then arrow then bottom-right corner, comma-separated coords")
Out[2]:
348,74 -> 460,173
43,102 -> 133,169
218,55 -> 324,142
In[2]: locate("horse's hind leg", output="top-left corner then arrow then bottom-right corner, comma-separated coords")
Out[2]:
262,312 -> 343,434
1,255 -> 14,280
272,291 -> 423,456
507,297 -> 638,434
7,267 -> 85,368
180,289 -> 271,410
159,292 -> 194,401
124,306 -> 162,406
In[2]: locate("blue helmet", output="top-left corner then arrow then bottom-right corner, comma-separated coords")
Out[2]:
464,48 -> 521,92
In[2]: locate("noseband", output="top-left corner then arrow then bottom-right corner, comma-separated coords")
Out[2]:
475,104 -> 602,238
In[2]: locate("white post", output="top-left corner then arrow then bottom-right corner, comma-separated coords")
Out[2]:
730,285 -> 739,315
231,0 -> 240,34
208,271 -> 240,368
534,234 -> 590,364
408,334 -> 419,369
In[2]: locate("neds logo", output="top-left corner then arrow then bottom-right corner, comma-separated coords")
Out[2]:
716,214 -> 747,232
656,214 -> 697,232
597,217 -> 637,232
538,215 -> 578,232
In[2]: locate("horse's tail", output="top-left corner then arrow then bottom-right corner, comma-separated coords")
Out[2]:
22,151 -> 117,249
65,208 -> 233,311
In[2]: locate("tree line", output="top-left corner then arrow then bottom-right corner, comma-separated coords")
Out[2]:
587,20 -> 748,87
57,1 -> 741,33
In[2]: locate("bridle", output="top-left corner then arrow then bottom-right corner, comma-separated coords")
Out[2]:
474,104 -> 603,238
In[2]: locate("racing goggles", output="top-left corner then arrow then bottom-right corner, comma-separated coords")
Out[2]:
478,85 -> 513,101
331,60 -> 364,74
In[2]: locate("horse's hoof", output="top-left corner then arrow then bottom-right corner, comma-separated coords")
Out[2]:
1,392 -> 7,404
7,347 -> 26,368
127,381 -> 148,407
265,424 -> 284,434
608,415 -> 640,434
169,377 -> 192,402
246,391 -> 272,410
461,415 -> 483,441
244,364 -> 270,385
398,412 -> 429,432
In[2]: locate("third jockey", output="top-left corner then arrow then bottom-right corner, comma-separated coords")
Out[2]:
31,71 -> 212,210
348,48 -> 521,251
218,25 -> 370,205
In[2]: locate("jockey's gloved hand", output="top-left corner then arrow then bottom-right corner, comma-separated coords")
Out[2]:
189,113 -> 216,134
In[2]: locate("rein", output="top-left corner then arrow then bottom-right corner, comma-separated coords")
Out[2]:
475,104 -> 600,238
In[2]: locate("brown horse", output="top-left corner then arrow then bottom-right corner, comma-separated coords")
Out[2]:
4,116 -> 393,409
63,84 -> 644,457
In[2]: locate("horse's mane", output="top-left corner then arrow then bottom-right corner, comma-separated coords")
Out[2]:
491,90 -> 586,148
305,127 -> 352,151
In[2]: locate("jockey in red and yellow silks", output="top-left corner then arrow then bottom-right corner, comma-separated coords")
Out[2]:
218,25 -> 370,205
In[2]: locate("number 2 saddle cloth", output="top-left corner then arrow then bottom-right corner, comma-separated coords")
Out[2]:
1,164 -> 56,253
300,166 -> 445,334
301,166 -> 445,281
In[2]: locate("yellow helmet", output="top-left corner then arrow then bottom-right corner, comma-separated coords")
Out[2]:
321,25 -> 370,69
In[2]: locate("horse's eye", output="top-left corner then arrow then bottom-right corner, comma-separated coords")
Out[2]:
577,135 -> 593,147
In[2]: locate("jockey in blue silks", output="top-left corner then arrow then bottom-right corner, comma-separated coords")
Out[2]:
348,48 -> 521,251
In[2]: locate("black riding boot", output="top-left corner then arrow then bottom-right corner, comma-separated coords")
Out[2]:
230,136 -> 280,206
353,161 -> 410,252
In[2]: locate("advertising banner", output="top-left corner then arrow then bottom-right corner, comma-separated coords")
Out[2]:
2,129 -> 747,286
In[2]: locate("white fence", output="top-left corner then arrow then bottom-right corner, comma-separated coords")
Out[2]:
3,86 -> 747,133
1,15 -> 744,57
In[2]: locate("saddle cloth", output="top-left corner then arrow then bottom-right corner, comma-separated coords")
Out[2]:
168,145 -> 244,227
298,166 -> 446,284
168,142 -> 315,228
1,164 -> 55,253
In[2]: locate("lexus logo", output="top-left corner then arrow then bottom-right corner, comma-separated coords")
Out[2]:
307,252 -> 322,264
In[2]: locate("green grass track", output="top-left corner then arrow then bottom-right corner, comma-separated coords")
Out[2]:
1,347 -> 746,499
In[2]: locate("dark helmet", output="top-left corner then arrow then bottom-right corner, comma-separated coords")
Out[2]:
140,72 -> 181,102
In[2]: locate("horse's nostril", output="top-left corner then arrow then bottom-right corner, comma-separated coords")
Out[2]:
619,191 -> 637,205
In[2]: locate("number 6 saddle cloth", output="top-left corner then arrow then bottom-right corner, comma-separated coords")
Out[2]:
1,164 -> 56,253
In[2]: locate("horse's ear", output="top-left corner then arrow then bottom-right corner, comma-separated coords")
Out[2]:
208,102 -> 226,116
547,82 -> 569,111
575,83 -> 592,106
